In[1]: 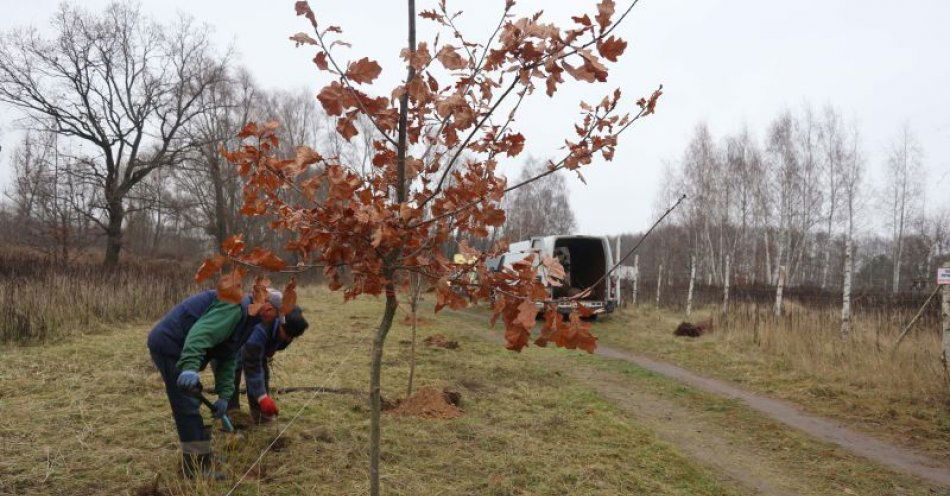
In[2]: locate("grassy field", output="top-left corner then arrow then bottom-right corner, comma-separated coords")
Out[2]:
2,286 -> 946,495
595,302 -> 950,460
0,286 -> 742,496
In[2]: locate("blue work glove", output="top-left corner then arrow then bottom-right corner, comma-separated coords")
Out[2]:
212,398 -> 229,418
177,370 -> 200,391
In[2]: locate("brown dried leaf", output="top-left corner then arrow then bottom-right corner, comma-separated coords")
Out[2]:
346,57 -> 382,84
289,32 -> 318,47
597,35 -> 627,62
222,234 -> 245,257
217,268 -> 246,304
313,51 -> 329,70
595,0 -> 615,30
195,255 -> 226,284
281,277 -> 297,314
436,45 -> 468,70
336,116 -> 359,140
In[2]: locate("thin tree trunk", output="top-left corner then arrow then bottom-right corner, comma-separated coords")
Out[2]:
656,263 -> 663,307
686,255 -> 696,318
722,254 -> 731,316
370,2 -> 414,493
370,283 -> 399,496
942,285 -> 950,380
841,236 -> 853,339
632,254 -> 639,306
406,273 -> 421,397
774,265 -> 786,317
893,233 -> 904,293
614,237 -> 622,307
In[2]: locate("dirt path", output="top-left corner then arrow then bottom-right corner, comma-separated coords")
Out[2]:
571,366 -> 802,496
595,344 -> 950,488
446,309 -> 950,490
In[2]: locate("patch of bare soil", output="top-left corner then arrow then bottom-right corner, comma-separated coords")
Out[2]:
225,409 -> 252,431
133,478 -> 168,496
424,333 -> 459,349
674,320 -> 712,337
401,315 -> 435,327
388,386 -> 462,419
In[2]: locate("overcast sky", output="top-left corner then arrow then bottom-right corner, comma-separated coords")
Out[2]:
2,0 -> 948,235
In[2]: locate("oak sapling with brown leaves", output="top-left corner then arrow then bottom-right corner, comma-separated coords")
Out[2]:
194,0 -> 660,493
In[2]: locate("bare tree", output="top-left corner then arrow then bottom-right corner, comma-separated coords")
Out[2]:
502,158 -> 578,240
8,130 -> 95,261
0,2 -> 228,266
840,123 -> 864,339
177,68 -> 260,250
885,124 -> 924,293
819,106 -> 846,289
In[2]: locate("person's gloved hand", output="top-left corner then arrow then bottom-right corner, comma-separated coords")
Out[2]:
177,370 -> 200,391
212,397 -> 229,418
257,395 -> 279,417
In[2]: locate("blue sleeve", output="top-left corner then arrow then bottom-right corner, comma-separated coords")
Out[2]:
242,325 -> 268,399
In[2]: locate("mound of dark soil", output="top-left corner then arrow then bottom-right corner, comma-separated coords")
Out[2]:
674,320 -> 712,337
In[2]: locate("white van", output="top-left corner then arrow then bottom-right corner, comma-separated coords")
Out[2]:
488,235 -> 618,315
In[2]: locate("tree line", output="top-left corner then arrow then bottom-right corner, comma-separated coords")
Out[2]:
0,2 -> 583,267
620,106 -> 946,298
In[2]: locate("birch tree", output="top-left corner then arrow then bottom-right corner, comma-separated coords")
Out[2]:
885,124 -> 924,293
840,124 -> 863,339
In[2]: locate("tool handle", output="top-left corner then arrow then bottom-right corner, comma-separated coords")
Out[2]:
220,414 -> 235,432
190,381 -> 235,433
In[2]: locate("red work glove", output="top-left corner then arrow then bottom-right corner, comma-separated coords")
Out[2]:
257,395 -> 279,417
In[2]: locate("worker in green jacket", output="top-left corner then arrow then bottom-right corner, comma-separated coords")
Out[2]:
146,289 -> 281,479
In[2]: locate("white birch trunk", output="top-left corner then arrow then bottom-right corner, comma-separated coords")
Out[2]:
893,235 -> 904,293
774,265 -> 786,317
632,254 -> 639,306
656,263 -> 663,307
722,254 -> 731,316
841,236 -> 853,339
686,255 -> 696,318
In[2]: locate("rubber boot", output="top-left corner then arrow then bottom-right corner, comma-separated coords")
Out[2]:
182,453 -> 226,480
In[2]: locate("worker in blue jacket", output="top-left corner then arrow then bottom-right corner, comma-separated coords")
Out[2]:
146,289 -> 281,479
229,305 -> 308,423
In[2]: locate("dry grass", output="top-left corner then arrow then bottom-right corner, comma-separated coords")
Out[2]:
0,246 -> 195,344
0,286 -> 740,496
597,300 -> 950,458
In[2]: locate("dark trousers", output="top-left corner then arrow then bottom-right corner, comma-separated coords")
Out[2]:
150,350 -> 211,454
228,357 -> 270,422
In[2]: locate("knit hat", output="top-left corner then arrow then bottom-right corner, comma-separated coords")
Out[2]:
266,289 -> 283,312
283,306 -> 308,338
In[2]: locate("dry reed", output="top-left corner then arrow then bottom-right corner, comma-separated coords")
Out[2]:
714,301 -> 948,410
0,246 -> 195,344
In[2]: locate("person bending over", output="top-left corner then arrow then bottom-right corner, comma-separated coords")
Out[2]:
230,305 -> 309,423
146,289 -> 281,479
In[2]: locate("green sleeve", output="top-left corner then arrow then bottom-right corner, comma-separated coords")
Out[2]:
212,355 -> 238,399
176,299 -> 243,374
